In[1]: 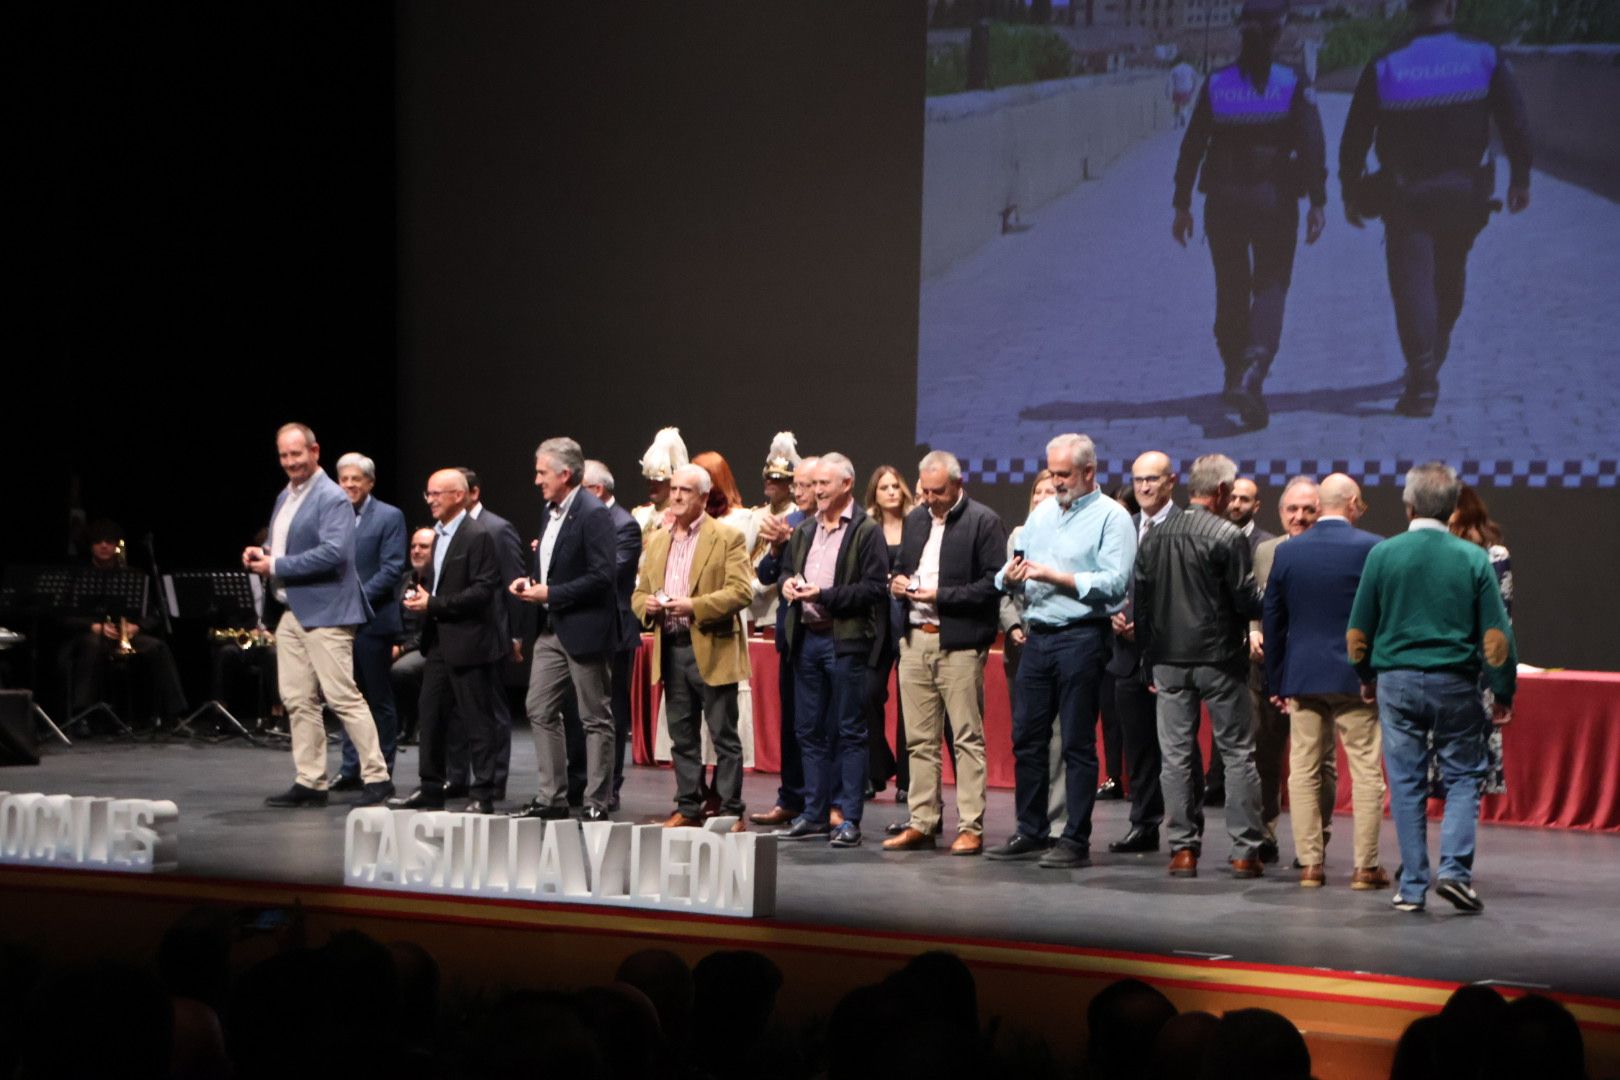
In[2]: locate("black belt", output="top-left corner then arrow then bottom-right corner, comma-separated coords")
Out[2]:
662,629 -> 693,647
803,620 -> 834,635
1027,618 -> 1108,636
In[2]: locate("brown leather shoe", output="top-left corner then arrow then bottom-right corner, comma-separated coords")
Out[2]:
748,805 -> 795,826
881,827 -> 936,852
830,807 -> 846,828
661,812 -> 704,829
1230,858 -> 1263,879
949,831 -> 983,856
1351,865 -> 1391,890
1299,863 -> 1325,888
1169,849 -> 1198,877
729,817 -> 748,833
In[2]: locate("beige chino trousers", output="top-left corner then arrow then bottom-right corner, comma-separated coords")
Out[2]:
276,610 -> 389,789
898,632 -> 988,836
1287,693 -> 1383,869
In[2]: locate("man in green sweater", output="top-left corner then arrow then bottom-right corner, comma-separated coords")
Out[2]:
1347,462 -> 1516,914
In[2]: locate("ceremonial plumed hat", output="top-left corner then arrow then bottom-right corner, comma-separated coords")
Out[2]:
639,427 -> 689,481
762,431 -> 801,481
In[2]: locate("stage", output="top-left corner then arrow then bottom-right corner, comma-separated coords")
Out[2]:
3,737 -> 1619,1078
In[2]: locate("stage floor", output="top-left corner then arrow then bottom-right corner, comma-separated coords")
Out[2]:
11,737 -> 1620,999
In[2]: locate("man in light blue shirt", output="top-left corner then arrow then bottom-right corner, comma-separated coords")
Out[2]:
989,433 -> 1135,867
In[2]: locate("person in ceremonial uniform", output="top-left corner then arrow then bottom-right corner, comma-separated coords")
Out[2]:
1173,0 -> 1327,430
631,426 -> 689,541
747,431 -> 801,630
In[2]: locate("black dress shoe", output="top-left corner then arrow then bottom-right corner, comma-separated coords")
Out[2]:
462,799 -> 494,815
1203,787 -> 1226,808
442,782 -> 470,799
389,788 -> 445,810
510,799 -> 569,820
1108,826 -> 1161,854
608,794 -> 622,812
581,807 -> 611,823
265,784 -> 328,808
356,781 -> 396,807
329,775 -> 364,793
1094,778 -> 1123,801
1257,838 -> 1280,865
985,834 -> 1053,860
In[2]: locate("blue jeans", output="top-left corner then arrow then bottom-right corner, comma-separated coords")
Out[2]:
1379,668 -> 1488,901
793,632 -> 868,824
340,632 -> 398,778
1011,622 -> 1110,848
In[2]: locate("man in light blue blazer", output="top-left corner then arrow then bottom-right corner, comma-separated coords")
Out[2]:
332,451 -> 408,786
243,423 -> 392,808
1262,473 -> 1388,890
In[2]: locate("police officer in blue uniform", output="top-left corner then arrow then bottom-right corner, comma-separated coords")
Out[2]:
1173,0 -> 1326,431
1339,0 -> 1531,418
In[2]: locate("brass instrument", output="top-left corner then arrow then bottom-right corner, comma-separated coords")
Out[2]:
208,626 -> 275,650
107,538 -> 138,657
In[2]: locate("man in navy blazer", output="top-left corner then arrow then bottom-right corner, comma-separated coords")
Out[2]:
1262,473 -> 1389,890
510,436 -> 622,820
243,423 -> 391,808
584,459 -> 644,808
332,452 -> 407,785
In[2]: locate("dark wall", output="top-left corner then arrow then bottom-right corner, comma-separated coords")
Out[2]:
14,4 -> 397,568
395,2 -> 926,526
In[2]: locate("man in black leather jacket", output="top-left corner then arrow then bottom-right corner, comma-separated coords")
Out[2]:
1134,453 -> 1265,879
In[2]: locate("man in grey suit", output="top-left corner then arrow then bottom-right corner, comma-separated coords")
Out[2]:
332,451 -> 408,786
243,423 -> 391,808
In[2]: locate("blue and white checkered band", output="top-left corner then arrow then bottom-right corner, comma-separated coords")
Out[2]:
1376,33 -> 1495,111
1208,64 -> 1296,124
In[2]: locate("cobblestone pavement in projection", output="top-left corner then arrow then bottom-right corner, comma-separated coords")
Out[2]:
916,92 -> 1620,488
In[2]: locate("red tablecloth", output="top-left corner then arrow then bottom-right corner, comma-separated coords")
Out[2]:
630,637 -> 1620,833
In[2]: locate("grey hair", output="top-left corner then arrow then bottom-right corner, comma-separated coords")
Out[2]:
671,462 -> 713,495
1045,433 -> 1097,471
1186,454 -> 1238,497
819,452 -> 856,481
335,452 -> 375,480
917,449 -> 962,481
1281,474 -> 1319,497
582,459 -> 615,493
1403,462 -> 1460,520
535,437 -> 585,484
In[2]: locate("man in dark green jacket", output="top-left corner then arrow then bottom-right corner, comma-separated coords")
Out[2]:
1348,461 -> 1515,914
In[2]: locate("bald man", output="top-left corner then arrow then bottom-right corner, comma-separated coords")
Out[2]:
393,469 -> 508,814
1246,475 -> 1323,860
1106,451 -> 1183,855
1262,474 -> 1388,888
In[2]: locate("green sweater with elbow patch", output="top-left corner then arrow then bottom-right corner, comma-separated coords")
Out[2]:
1346,524 -> 1516,705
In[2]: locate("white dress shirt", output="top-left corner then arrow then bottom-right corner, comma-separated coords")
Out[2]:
269,475 -> 317,604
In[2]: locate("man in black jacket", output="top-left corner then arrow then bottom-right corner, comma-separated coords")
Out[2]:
1135,453 -> 1265,879
393,469 -> 506,814
882,451 -> 1006,856
510,437 -> 622,821
777,452 -> 889,848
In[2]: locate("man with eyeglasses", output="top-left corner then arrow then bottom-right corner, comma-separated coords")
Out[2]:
990,433 -> 1134,867
1106,451 -> 1181,856
392,469 -> 506,814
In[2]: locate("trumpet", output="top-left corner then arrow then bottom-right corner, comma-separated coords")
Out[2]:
208,626 -> 276,649
108,613 -> 137,658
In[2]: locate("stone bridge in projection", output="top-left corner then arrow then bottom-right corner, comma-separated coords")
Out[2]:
917,90 -> 1620,490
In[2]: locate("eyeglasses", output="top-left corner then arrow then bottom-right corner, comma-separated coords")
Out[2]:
422,490 -> 453,502
1132,474 -> 1168,486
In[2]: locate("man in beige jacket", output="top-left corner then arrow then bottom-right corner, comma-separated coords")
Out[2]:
632,463 -> 754,828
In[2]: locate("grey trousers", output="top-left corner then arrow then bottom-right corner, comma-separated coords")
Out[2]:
1153,662 -> 1265,861
526,632 -> 614,812
664,641 -> 743,818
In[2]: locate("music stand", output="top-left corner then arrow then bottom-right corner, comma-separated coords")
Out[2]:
164,571 -> 266,745
3,565 -> 147,738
